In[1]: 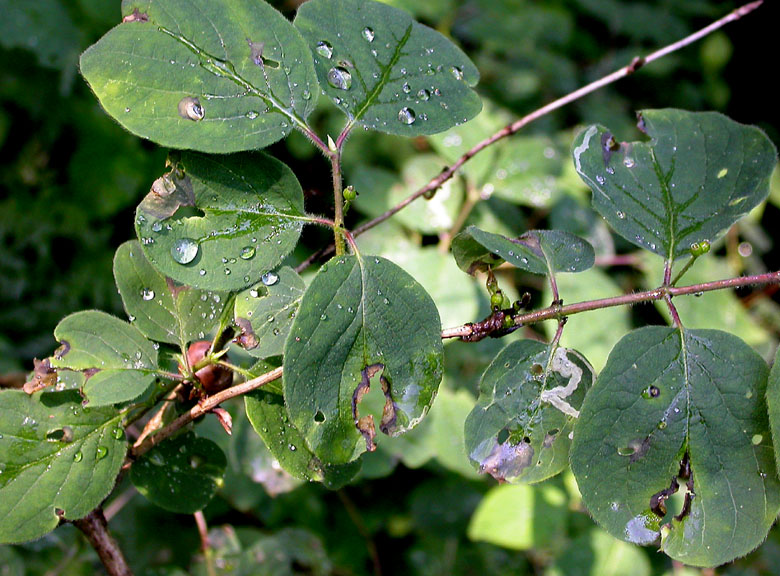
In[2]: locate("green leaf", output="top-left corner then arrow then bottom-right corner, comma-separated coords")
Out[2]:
570,327 -> 780,567
135,152 -> 305,292
547,529 -> 652,576
50,311 -> 158,406
114,241 -> 228,346
234,267 -> 306,358
452,225 -> 595,276
427,385 -> 480,480
465,340 -> 593,484
79,0 -> 318,153
130,432 -> 226,514
294,0 -> 481,136
767,346 -> 780,475
244,390 -> 361,489
467,483 -> 568,550
572,109 -> 777,259
283,255 -> 443,464
0,390 -> 126,544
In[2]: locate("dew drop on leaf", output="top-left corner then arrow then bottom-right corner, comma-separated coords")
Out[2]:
171,238 -> 199,264
261,271 -> 279,286
240,246 -> 256,260
96,446 -> 108,460
141,288 -> 155,301
417,89 -> 430,101
450,66 -> 464,80
112,428 -> 125,440
398,107 -> 416,125
362,27 -> 375,42
73,451 -> 83,463
315,41 -> 333,59
327,67 -> 352,90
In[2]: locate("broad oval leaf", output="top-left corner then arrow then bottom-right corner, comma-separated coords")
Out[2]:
0,390 -> 126,544
452,225 -> 594,276
767,346 -> 780,474
234,267 -> 306,358
570,327 -> 780,567
130,432 -> 227,514
80,0 -> 318,153
294,0 -> 481,136
283,255 -> 444,465
50,311 -> 158,406
465,340 -> 593,484
572,109 -> 776,259
135,152 -> 305,292
244,390 -> 361,489
114,240 -> 227,346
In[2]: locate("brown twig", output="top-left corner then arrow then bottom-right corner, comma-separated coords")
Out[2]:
194,511 -> 217,576
72,508 -> 133,576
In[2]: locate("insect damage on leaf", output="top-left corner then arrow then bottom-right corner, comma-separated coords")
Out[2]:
352,363 -> 398,452
138,169 -> 196,221
540,347 -> 583,418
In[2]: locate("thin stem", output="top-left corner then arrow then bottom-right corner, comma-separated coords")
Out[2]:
670,254 -> 698,286
663,261 -> 682,327
194,511 -> 217,576
216,360 -> 256,380
72,508 -> 133,576
295,121 -> 330,156
332,151 -> 346,256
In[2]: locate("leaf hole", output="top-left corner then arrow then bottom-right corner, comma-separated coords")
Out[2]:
314,410 -> 325,423
46,426 -> 74,443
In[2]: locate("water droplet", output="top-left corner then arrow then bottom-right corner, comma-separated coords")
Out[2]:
302,89 -> 312,100
417,89 -> 430,100
225,268 -> 231,275
240,246 -> 256,260
246,111 -> 259,119
112,428 -> 125,440
266,315 -> 275,323
142,288 -> 155,301
718,168 -> 728,179
398,107 -> 416,125
199,269 -> 207,276
752,434 -> 763,445
402,82 -> 411,94
327,67 -> 352,90
616,211 -> 625,219
261,271 -> 279,286
362,27 -> 375,42
641,385 -> 660,399
96,446 -> 108,460
450,66 -> 464,80
657,421 -> 667,430
178,97 -> 204,121
606,166 -> 615,175
596,175 -> 606,185
315,41 -> 333,59
73,451 -> 83,463
288,444 -> 297,451
171,238 -> 199,264
151,221 -> 163,233
624,156 -> 635,168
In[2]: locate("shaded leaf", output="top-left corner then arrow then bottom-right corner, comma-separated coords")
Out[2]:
135,152 -> 305,292
114,240 -> 227,346
465,340 -> 593,483
570,327 -> 780,567
130,432 -> 226,514
767,346 -> 780,477
0,390 -> 126,544
547,528 -> 652,576
80,0 -> 318,153
283,255 -> 443,464
452,225 -> 594,276
234,267 -> 305,358
572,109 -> 776,259
294,0 -> 481,135
50,311 -> 158,406
428,385 -> 481,480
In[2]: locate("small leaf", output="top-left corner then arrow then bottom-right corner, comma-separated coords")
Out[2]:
0,390 -> 126,544
50,311 -> 158,406
244,390 -> 360,490
572,109 -> 777,259
130,432 -> 227,514
234,267 -> 306,358
570,327 -> 780,567
135,152 -> 305,292
294,0 -> 481,136
465,340 -> 593,484
283,255 -> 443,464
79,0 -> 318,153
452,225 -> 595,276
114,240 -> 228,346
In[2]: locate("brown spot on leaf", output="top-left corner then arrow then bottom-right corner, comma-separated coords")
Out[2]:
54,341 -> 70,360
650,477 -> 679,517
378,373 -> 398,435
122,8 -> 149,23
235,317 -> 259,350
480,440 -> 534,482
23,358 -> 57,394
138,170 -> 195,220
352,364 -> 384,452
628,435 -> 652,463
165,277 -> 189,300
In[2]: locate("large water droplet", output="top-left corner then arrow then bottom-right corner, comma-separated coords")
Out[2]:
142,288 -> 155,301
362,27 -> 375,42
327,67 -> 352,90
96,446 -> 108,460
261,271 -> 279,286
398,107 -> 416,125
171,238 -> 199,264
178,97 -> 204,121
73,451 -> 83,463
240,246 -> 256,260
112,428 -> 125,440
450,66 -> 464,80
315,41 -> 333,59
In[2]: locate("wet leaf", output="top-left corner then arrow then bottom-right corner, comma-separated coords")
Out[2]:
767,346 -> 780,476
452,225 -> 594,276
80,0 -> 318,153
114,241 -> 227,346
244,390 -> 360,489
234,267 -> 306,358
135,152 -> 305,292
50,311 -> 158,406
465,340 -> 593,484
0,390 -> 126,544
130,432 -> 226,514
570,327 -> 780,567
572,109 -> 776,259
467,483 -> 568,550
283,255 -> 443,464
294,0 -> 481,136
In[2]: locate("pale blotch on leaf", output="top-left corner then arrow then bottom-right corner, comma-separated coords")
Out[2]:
178,97 -> 205,121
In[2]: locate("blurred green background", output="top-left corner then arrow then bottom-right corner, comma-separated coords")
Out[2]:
1,0 -> 779,574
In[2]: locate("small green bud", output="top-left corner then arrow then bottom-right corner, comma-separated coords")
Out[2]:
502,315 -> 515,329
490,292 -> 504,310
690,240 -> 710,256
343,186 -> 356,201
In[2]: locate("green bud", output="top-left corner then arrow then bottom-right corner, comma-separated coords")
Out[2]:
502,315 -> 515,329
490,292 -> 504,310
343,186 -> 356,201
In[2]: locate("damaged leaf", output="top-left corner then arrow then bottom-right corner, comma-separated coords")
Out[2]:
0,390 -> 126,544
452,226 -> 594,276
114,241 -> 227,346
283,255 -> 443,465
135,152 -> 305,292
570,327 -> 780,567
294,0 -> 481,136
234,267 -> 306,358
465,340 -> 593,484
130,432 -> 227,514
49,311 -> 159,407
79,0 -> 318,153
572,109 -> 776,259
